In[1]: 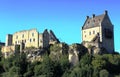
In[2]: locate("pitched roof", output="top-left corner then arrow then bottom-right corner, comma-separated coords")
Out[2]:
82,11 -> 108,30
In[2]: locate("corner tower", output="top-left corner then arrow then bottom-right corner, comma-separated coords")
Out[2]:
82,10 -> 114,53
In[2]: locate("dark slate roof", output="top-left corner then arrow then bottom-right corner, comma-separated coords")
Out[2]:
82,11 -> 107,30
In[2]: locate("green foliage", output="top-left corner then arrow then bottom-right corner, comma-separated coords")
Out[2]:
34,64 -> 42,76
9,66 -> 21,76
42,55 -> 54,77
79,53 -> 92,66
0,47 -> 120,77
59,55 -> 70,73
99,69 -> 109,77
92,55 -> 107,70
50,44 -> 61,53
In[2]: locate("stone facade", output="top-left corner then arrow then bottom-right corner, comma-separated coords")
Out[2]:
82,10 -> 114,53
1,28 -> 59,58
1,45 -> 20,58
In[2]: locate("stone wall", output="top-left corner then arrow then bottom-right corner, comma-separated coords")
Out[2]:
13,29 -> 39,48
1,45 -> 20,58
82,26 -> 102,42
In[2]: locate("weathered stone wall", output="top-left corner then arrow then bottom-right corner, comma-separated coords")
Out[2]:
1,45 -> 20,58
5,34 -> 13,46
82,26 -> 102,42
43,29 -> 49,48
13,29 -> 39,48
39,34 -> 43,48
101,15 -> 114,53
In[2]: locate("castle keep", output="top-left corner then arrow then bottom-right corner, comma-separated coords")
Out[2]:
1,29 -> 59,57
82,11 -> 114,54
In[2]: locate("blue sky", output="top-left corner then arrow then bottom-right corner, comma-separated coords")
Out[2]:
0,0 -> 120,52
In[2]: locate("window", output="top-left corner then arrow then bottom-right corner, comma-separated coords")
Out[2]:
15,41 -> 17,44
22,40 -> 24,43
16,35 -> 18,39
32,33 -> 34,37
104,28 -> 113,39
84,31 -> 86,33
25,40 -> 26,43
88,21 -> 90,24
93,31 -> 95,34
30,39 -> 32,42
99,19 -> 101,21
22,34 -> 24,38
87,21 -> 90,26
33,38 -> 35,42
84,35 -> 86,38
40,39 -> 42,43
89,31 -> 91,35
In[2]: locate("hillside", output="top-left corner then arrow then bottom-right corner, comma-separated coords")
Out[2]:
0,43 -> 120,77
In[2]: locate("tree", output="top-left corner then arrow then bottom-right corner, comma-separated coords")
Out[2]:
34,64 -> 42,76
59,55 -> 70,73
41,55 -> 54,77
99,69 -> 109,77
92,55 -> 107,70
9,66 -> 21,76
79,53 -> 92,67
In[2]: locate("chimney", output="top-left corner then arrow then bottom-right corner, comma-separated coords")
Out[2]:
104,10 -> 108,15
92,14 -> 95,18
86,16 -> 89,19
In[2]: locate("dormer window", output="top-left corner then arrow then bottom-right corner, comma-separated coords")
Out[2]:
88,21 -> 90,24
99,19 -> 101,21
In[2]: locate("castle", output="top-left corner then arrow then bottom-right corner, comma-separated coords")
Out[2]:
82,10 -> 114,54
1,29 -> 59,58
1,10 -> 115,58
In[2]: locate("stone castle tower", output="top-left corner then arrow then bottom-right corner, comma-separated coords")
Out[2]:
5,34 -> 13,46
82,10 -> 114,53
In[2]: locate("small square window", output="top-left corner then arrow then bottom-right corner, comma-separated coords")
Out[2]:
16,36 -> 18,39
15,41 -> 17,44
22,40 -> 24,43
25,40 -> 26,43
32,33 -> 34,37
33,38 -> 35,42
84,31 -> 86,33
22,34 -> 24,38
